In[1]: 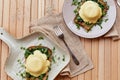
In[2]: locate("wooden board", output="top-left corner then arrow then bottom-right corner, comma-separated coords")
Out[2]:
0,0 -> 119,80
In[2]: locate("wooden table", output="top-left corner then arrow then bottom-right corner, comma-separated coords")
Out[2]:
0,0 -> 119,80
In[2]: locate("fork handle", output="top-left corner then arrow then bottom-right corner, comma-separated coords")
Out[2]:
62,39 -> 79,65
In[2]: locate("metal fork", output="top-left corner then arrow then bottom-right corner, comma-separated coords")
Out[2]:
54,26 -> 79,65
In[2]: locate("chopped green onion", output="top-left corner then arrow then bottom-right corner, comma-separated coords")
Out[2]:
38,36 -> 44,40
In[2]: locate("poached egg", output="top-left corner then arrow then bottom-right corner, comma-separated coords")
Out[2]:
79,1 -> 102,23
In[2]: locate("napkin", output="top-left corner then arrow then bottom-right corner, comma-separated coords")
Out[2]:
104,3 -> 120,40
29,13 -> 93,77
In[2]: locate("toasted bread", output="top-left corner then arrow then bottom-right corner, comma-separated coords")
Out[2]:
25,45 -> 52,80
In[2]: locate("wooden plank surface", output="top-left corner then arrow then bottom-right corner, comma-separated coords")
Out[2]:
0,0 -> 119,80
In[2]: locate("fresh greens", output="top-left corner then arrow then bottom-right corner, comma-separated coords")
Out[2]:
22,46 -> 51,59
62,55 -> 65,61
72,0 -> 80,5
38,36 -> 44,40
52,47 -> 56,53
38,74 -> 46,80
52,56 -> 56,63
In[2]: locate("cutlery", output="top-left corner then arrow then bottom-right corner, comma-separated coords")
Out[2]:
54,26 -> 79,65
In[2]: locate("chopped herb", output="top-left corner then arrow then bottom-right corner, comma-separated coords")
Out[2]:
98,2 -> 105,11
62,55 -> 65,61
43,48 -> 48,53
52,56 -> 56,63
24,49 -> 33,58
98,24 -> 103,29
39,43 -> 42,46
26,72 -> 31,78
76,23 -> 80,29
39,74 -> 46,80
17,59 -> 22,64
85,22 -> 92,25
21,64 -> 25,68
91,0 -> 98,2
104,18 -> 108,22
20,71 -> 26,78
17,59 -> 20,62
46,76 -> 48,80
74,9 -> 79,15
16,73 -> 19,76
52,47 -> 56,53
54,55 -> 57,57
72,0 -> 79,5
58,57 -> 60,60
38,36 -> 44,40
20,47 -> 26,50
24,46 -> 52,59
48,66 -> 51,71
76,16 -> 83,22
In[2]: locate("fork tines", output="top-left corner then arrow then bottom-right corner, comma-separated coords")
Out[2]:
54,26 -> 63,36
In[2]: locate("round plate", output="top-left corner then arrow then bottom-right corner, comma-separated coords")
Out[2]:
63,0 -> 116,38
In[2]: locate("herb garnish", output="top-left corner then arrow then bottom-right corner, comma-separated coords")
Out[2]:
52,47 -> 56,53
62,55 -> 65,61
39,74 -> 46,80
38,36 -> 44,40
52,56 -> 56,63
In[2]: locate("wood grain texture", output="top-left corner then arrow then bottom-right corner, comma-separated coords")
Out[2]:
111,40 -> 118,80
23,0 -> 31,36
16,0 -> 24,38
0,0 -> 119,80
118,40 -> 120,80
31,0 -> 38,21
104,38 -> 111,80
92,39 -> 99,80
0,0 -> 3,77
1,0 -> 10,80
84,39 -> 92,80
98,38 -> 104,80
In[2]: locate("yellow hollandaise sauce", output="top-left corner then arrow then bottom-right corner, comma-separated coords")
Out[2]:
79,1 -> 102,23
25,50 -> 50,77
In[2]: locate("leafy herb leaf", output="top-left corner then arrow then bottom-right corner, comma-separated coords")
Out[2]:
62,55 -> 65,61
52,47 -> 56,53
52,56 -> 56,63
38,36 -> 44,40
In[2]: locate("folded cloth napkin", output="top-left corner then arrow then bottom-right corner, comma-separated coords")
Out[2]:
29,13 -> 93,77
104,3 -> 120,40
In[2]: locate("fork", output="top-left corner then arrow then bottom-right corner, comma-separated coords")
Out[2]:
54,26 -> 79,65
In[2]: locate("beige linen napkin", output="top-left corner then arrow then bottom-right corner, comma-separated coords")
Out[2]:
29,13 -> 93,77
104,3 -> 120,40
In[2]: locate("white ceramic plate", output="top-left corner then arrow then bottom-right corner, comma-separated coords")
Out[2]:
0,28 -> 70,80
63,0 -> 116,38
